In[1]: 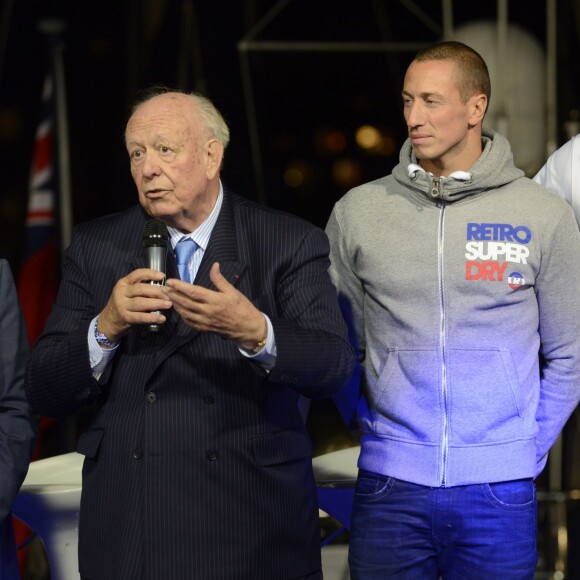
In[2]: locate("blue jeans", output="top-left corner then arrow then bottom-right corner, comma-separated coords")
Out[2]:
349,470 -> 537,579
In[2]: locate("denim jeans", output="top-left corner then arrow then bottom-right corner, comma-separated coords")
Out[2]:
349,470 -> 537,579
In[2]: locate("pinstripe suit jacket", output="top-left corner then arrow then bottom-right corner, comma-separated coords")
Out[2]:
25,189 -> 354,580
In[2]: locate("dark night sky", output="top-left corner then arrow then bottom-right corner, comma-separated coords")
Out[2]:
1,0 -> 578,274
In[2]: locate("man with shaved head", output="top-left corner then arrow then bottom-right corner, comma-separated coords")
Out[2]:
327,41 -> 580,579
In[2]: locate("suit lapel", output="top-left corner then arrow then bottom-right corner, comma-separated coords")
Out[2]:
193,190 -> 244,289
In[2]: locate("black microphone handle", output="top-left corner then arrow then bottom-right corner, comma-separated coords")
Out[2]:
144,245 -> 167,332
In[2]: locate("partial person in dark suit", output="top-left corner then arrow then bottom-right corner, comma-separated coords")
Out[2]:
0,259 -> 37,578
24,88 -> 355,580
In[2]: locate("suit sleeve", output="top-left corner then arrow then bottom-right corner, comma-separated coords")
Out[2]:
0,260 -> 38,522
267,227 -> 355,398
25,232 -> 103,418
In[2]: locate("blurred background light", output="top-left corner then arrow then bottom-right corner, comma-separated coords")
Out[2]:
283,160 -> 313,188
355,124 -> 381,149
332,158 -> 361,189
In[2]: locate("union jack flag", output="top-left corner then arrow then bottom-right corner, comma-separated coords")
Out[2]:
17,74 -> 59,345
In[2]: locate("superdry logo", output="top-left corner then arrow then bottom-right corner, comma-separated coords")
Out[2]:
465,223 -> 531,285
508,272 -> 526,290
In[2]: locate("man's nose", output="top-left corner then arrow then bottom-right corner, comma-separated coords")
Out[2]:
141,154 -> 161,178
406,102 -> 423,128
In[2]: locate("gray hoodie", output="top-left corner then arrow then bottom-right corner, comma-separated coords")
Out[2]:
326,129 -> 580,487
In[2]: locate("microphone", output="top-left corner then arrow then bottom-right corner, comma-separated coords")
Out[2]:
142,219 -> 169,332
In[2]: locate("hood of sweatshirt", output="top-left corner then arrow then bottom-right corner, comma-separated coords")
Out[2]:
392,128 -> 525,203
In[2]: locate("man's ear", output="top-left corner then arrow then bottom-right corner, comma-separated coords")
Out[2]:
205,139 -> 224,179
469,94 -> 488,128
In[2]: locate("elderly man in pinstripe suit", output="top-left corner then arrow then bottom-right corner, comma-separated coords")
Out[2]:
25,89 -> 355,580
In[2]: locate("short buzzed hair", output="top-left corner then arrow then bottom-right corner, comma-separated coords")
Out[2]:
414,41 -> 491,106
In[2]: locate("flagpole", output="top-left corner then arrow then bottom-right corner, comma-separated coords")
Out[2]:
35,19 -> 77,457
38,19 -> 72,255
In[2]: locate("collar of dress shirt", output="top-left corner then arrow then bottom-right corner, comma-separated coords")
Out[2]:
167,181 -> 224,250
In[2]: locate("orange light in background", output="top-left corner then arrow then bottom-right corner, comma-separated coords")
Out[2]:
325,130 -> 348,153
283,167 -> 304,188
355,125 -> 381,149
283,160 -> 314,188
355,125 -> 397,156
332,159 -> 361,189
315,128 -> 347,155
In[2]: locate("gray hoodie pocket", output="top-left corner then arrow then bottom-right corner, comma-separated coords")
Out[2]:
447,347 -> 525,444
367,346 -> 525,446
370,348 -> 442,442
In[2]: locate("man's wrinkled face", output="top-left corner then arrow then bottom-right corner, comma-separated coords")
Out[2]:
125,93 -> 216,230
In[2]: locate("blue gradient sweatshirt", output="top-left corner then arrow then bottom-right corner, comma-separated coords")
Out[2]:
326,129 -> 580,487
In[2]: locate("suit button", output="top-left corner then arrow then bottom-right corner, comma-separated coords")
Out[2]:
133,449 -> 143,460
206,450 -> 219,461
204,395 -> 215,405
145,391 -> 157,403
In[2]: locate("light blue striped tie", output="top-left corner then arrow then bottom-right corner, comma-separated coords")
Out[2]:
175,237 -> 198,283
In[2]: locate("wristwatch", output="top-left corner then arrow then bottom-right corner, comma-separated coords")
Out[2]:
94,316 -> 117,348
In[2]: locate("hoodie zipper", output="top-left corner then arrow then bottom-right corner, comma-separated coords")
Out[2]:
433,175 -> 449,487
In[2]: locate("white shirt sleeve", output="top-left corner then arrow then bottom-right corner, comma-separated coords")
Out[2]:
534,134 -> 580,225
88,316 -> 119,379
239,313 -> 277,372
